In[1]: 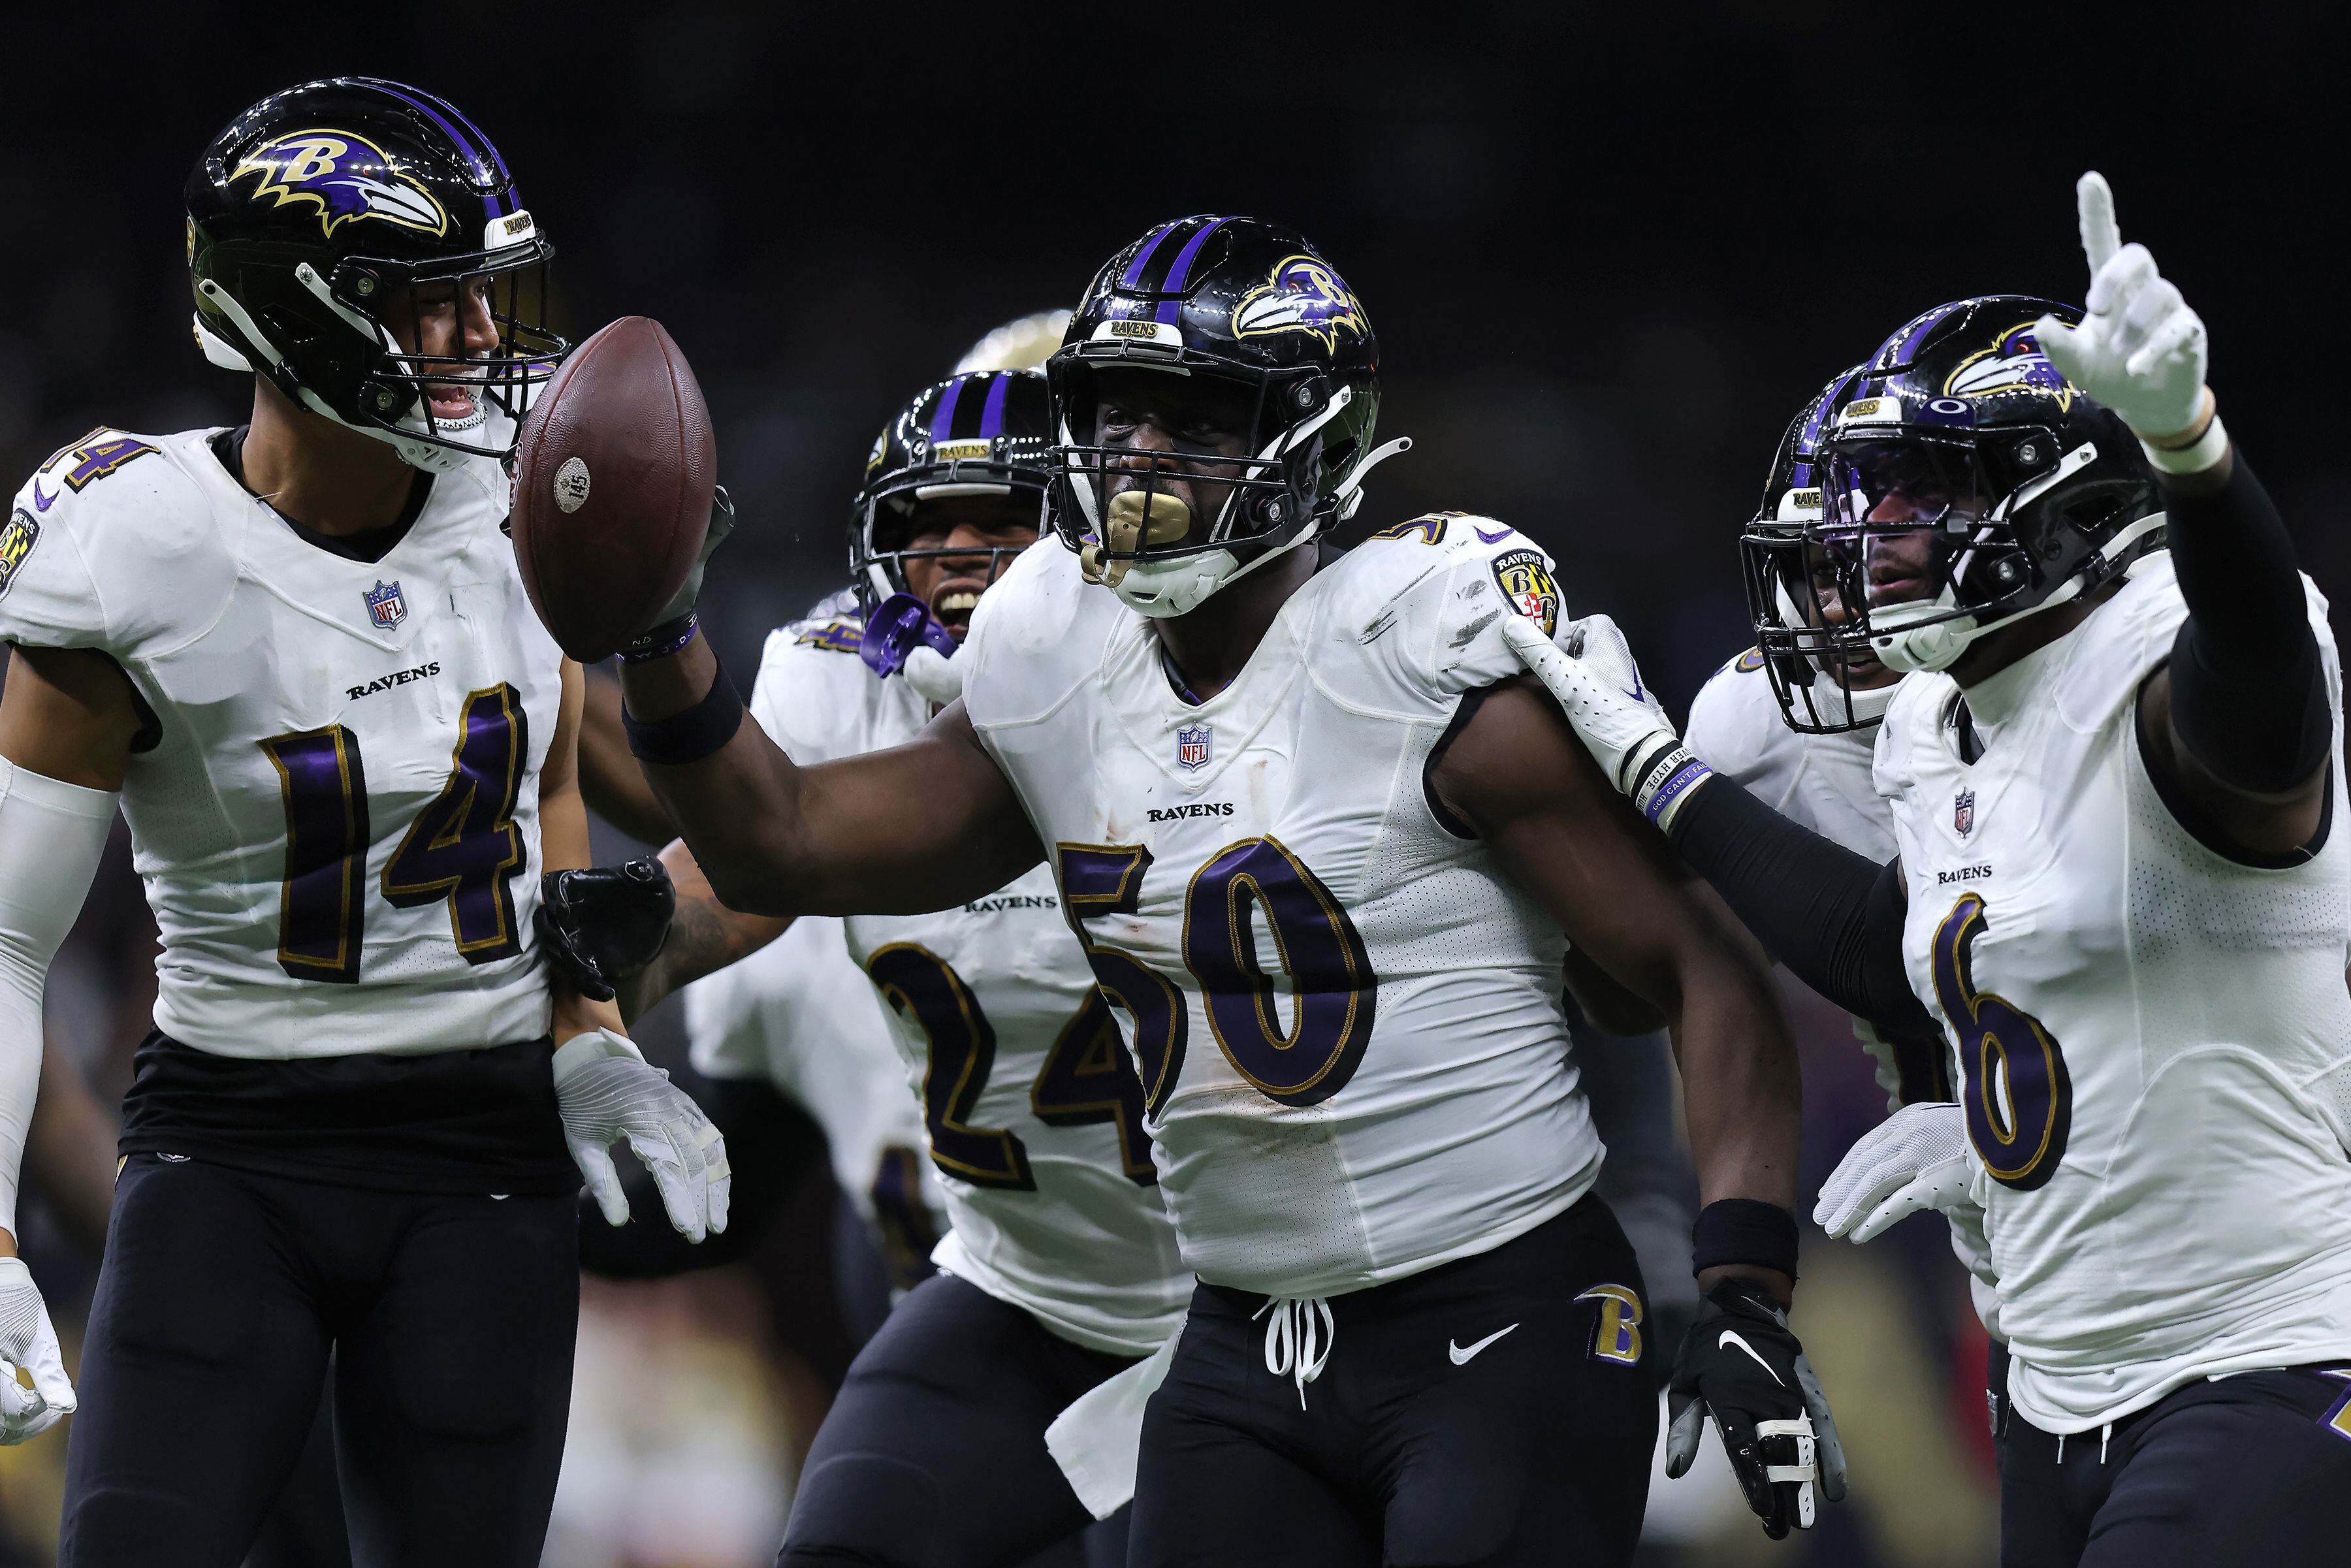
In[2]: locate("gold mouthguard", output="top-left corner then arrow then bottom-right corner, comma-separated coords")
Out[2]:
1079,490 -> 1192,587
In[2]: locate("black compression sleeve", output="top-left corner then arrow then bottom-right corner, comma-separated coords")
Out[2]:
1666,775 -> 1934,1037
2164,453 -> 2331,794
576,1075 -> 825,1279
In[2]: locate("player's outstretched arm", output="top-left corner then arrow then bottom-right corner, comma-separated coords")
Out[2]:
617,634 -> 1044,919
1433,673 -> 1847,1539
2035,172 -> 2331,857
0,645 -> 142,1442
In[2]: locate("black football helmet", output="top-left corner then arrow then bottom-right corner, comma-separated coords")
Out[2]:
1738,366 -> 1876,732
1812,296 -> 2162,675
185,78 -> 563,472
851,370 -> 1051,608
1044,216 -> 1407,616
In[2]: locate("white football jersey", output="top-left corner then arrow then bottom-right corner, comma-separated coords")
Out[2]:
684,912 -> 948,1246
748,611 -> 1189,1356
1684,651 -> 1896,863
961,520 -> 1603,1301
1876,551 -> 2351,1432
0,427 -> 560,1059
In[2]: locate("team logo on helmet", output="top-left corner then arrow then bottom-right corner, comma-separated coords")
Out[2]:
1942,321 -> 2072,408
1492,547 -> 1561,639
1231,255 -> 1367,351
230,130 -> 451,238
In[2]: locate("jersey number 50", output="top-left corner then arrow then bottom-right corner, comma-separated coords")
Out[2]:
259,686 -> 530,984
1932,892 -> 2071,1191
1058,837 -> 1378,1113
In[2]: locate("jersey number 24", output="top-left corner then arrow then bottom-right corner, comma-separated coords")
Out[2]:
259,686 -> 529,984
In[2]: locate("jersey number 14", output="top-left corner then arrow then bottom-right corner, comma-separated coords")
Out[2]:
259,686 -> 530,984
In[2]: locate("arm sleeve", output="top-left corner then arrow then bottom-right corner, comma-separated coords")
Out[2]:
575,1075 -> 826,1278
2164,453 -> 2333,794
0,759 -> 118,1236
1665,773 -> 1935,1038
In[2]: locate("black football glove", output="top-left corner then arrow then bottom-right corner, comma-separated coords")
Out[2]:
1665,1276 -> 1846,1539
535,857 -> 677,1002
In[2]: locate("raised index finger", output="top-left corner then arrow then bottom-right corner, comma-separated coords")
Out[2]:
2076,170 -> 2121,276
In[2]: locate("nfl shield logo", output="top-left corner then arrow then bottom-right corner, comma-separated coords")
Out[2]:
1176,724 -> 1212,772
1954,788 -> 1975,837
363,580 -> 407,631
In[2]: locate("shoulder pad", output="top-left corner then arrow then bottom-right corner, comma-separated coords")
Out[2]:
4,427 -> 231,655
962,537 -> 1113,731
791,615 -> 866,656
1313,514 -> 1561,712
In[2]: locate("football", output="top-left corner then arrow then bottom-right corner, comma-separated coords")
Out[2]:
511,315 -> 716,662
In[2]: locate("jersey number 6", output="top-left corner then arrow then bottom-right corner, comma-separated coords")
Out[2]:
259,686 -> 530,984
1932,892 -> 2071,1191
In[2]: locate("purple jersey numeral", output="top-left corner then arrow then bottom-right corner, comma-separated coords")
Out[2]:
261,726 -> 371,984
380,686 -> 530,963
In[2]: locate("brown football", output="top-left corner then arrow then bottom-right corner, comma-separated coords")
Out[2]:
511,316 -> 716,662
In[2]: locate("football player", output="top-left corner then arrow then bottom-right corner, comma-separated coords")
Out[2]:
1506,174 -> 2351,1564
545,368 -> 1186,1567
0,79 -> 727,1567
1688,373 -> 2002,1336
571,216 -> 1842,1563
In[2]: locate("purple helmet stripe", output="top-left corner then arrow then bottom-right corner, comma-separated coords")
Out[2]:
360,78 -> 513,217
1873,302 -> 1965,374
978,373 -> 1012,440
1153,217 -> 1232,325
1119,221 -> 1180,291
929,377 -> 968,443
1797,366 -> 1864,456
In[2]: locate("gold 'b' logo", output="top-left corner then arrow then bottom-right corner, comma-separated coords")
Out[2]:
1576,1283 -> 1644,1366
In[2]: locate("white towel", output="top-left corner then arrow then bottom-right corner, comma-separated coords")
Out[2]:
1044,1320 -> 1183,1520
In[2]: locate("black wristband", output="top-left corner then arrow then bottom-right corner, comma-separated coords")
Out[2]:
622,653 -> 743,765
1691,1198 -> 1799,1279
618,613 -> 700,665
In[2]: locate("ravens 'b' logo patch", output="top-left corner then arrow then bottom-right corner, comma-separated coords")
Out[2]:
1491,547 -> 1559,639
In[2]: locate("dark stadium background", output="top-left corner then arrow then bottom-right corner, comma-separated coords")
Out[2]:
1,5 -> 2341,1565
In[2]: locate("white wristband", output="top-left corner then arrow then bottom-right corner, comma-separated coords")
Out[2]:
2142,412 -> 2229,476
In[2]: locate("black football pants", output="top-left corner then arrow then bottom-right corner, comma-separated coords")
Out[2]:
59,1153 -> 578,1568
1992,1342 -> 2351,1566
778,1270 -> 1134,1568
1131,1196 -> 1657,1568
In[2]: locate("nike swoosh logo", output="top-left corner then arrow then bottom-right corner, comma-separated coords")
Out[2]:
1719,1329 -> 1785,1385
1448,1322 -> 1520,1365
1475,524 -> 1513,543
30,481 -> 55,512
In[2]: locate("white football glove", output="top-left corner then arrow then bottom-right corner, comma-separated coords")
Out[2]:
554,1028 -> 731,1242
1499,613 -> 1710,830
2035,172 -> 2213,449
0,1258 -> 75,1444
1814,1101 -> 1979,1244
